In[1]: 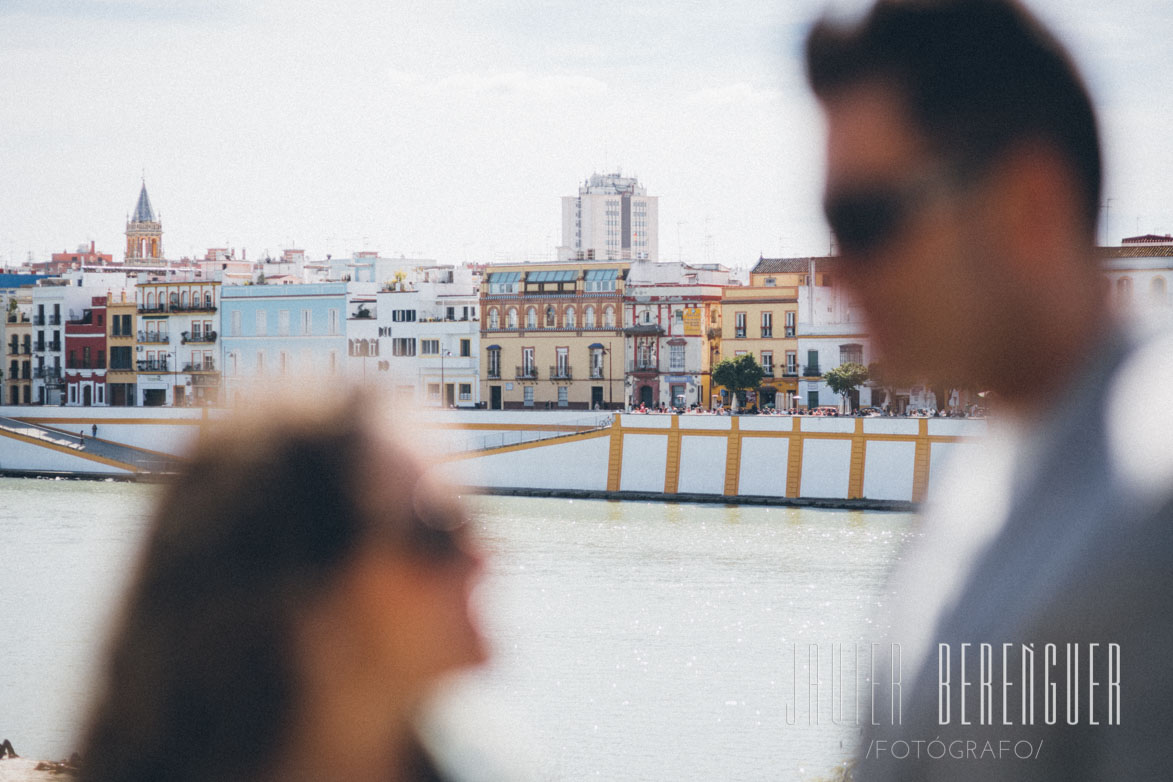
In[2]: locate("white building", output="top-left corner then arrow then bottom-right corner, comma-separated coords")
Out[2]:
30,272 -> 129,405
375,265 -> 480,408
1100,235 -> 1173,332
624,260 -> 729,408
559,172 -> 658,262
794,258 -> 877,411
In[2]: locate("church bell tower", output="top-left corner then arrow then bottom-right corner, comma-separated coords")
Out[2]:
125,181 -> 163,263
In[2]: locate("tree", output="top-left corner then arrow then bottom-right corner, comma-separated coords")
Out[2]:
824,362 -> 869,413
711,353 -> 765,411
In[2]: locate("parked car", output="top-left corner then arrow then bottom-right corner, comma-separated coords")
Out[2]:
856,406 -> 884,417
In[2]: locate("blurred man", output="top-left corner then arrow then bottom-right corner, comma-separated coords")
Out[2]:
805,0 -> 1173,778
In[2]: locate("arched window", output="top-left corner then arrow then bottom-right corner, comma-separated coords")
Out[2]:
641,310 -> 652,325
526,307 -> 537,329
545,305 -> 556,327
205,291 -> 213,308
1152,276 -> 1167,305
488,308 -> 500,329
604,305 -> 616,328
1117,276 -> 1133,304
584,305 -> 596,328
146,291 -> 155,308
507,308 -> 518,329
180,291 -> 189,308
565,306 -> 576,328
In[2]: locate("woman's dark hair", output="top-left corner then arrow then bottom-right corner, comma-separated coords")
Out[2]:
805,0 -> 1102,235
78,387 -> 449,782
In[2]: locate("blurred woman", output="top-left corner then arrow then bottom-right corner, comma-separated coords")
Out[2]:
78,386 -> 486,782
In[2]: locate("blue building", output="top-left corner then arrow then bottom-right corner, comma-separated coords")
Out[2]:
220,283 -> 348,402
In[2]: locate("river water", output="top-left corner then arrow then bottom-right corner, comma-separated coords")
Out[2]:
0,479 -> 915,781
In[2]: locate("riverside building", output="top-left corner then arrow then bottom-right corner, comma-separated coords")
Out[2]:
480,260 -> 627,410
794,257 -> 876,411
376,265 -> 480,408
220,283 -> 349,404
5,291 -> 33,405
63,296 -> 109,406
718,258 -> 806,410
623,260 -> 728,409
135,278 -> 221,406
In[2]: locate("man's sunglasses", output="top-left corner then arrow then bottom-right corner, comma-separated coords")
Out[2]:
823,166 -> 968,257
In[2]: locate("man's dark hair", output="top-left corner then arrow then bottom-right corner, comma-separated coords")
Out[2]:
805,0 -> 1102,235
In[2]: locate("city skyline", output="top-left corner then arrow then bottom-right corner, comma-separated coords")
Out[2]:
2,0 -> 1171,268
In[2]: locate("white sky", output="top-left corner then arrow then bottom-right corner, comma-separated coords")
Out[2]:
1,0 -> 1171,269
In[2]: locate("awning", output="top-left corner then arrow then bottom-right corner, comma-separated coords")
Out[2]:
584,268 -> 619,281
486,271 -> 521,283
588,342 -> 605,349
486,344 -> 501,350
527,269 -> 576,283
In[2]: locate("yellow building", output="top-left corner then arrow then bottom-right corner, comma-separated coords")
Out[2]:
716,258 -> 806,409
480,261 -> 627,410
5,298 -> 32,405
106,291 -> 137,406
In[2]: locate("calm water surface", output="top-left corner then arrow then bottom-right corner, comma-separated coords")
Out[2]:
0,479 -> 915,780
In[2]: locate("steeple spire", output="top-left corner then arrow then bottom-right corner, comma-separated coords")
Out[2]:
133,181 -> 156,224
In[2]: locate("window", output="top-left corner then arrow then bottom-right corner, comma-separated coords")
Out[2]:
507,308 -> 518,329
460,339 -> 471,357
762,351 -> 774,376
459,383 -> 472,401
565,307 -> 576,328
674,310 -> 683,325
638,343 -> 653,369
590,347 -> 604,379
257,351 -> 265,374
488,308 -> 500,328
522,347 -> 535,375
526,307 -> 537,329
786,351 -> 797,375
392,309 -> 417,323
392,338 -> 416,356
446,306 -> 456,321
181,291 -> 189,308
604,306 -> 615,327
301,309 -> 312,335
329,308 -> 340,334
765,277 -> 777,287
427,383 -> 440,400
488,347 -> 501,378
487,271 -> 520,294
641,310 -> 652,325
555,347 -> 569,377
669,344 -> 685,372
523,385 -> 534,407
557,386 -> 568,407
806,349 -> 819,374
256,310 -> 267,336
421,339 -> 440,355
231,310 -> 241,337
205,292 -> 213,309
785,311 -> 796,337
735,312 -> 746,338
545,305 -> 556,327
761,311 -> 773,338
278,310 -> 290,336
584,306 -> 596,328
839,343 -> 863,366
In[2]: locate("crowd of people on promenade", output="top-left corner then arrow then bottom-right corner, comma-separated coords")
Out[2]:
624,402 -> 988,418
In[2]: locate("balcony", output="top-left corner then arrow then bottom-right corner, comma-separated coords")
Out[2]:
803,365 -> 821,377
48,341 -> 61,352
183,359 -> 217,373
137,359 -> 171,372
49,315 -> 61,326
487,369 -> 501,380
138,331 -> 170,344
735,329 -> 746,338
33,341 -> 45,352
32,315 -> 44,326
761,329 -> 773,338
6,314 -> 29,324
549,365 -> 572,380
785,328 -> 796,338
623,324 -> 664,336
21,343 -> 31,355
762,366 -> 775,378
7,343 -> 18,356
33,367 -> 61,380
631,362 -> 658,374
515,365 -> 538,380
783,368 -> 798,378
182,330 -> 218,344
590,367 -> 604,379
66,360 -> 106,370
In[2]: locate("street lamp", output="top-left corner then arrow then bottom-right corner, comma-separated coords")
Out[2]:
607,340 -> 614,409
